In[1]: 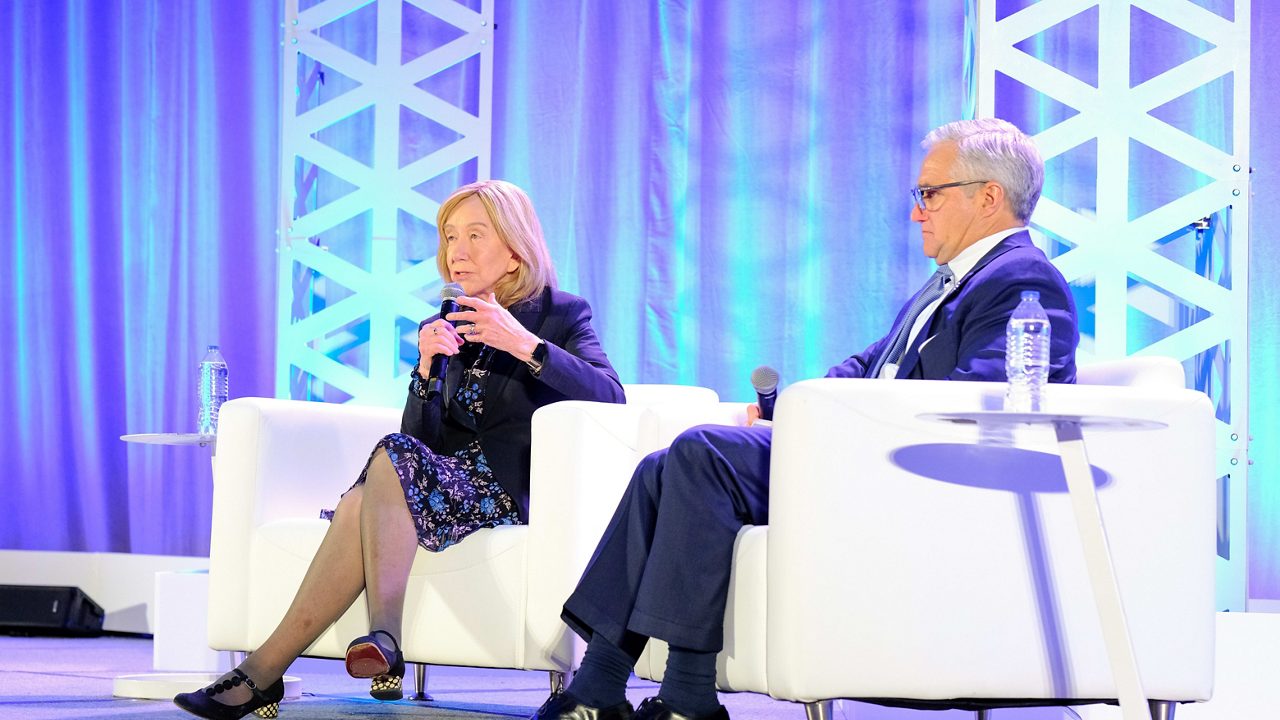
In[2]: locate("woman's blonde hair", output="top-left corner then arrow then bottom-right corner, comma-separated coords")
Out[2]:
435,179 -> 558,307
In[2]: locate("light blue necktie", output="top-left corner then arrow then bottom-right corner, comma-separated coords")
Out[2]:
868,265 -> 954,379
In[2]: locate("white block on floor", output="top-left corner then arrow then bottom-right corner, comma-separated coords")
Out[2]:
154,570 -> 230,672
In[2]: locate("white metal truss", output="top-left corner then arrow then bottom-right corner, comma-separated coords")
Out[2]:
973,0 -> 1250,609
278,0 -> 493,406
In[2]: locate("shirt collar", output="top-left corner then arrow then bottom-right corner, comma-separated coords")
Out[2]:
941,226 -> 1026,283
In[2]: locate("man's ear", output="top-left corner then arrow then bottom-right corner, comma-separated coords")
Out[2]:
982,182 -> 1006,217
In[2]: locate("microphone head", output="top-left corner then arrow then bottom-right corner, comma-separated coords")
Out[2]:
440,282 -> 465,300
750,365 -> 780,394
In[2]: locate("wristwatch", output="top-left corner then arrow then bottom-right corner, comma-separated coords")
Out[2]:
526,339 -> 547,375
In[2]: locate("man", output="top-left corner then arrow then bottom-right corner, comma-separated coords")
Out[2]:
535,119 -> 1079,720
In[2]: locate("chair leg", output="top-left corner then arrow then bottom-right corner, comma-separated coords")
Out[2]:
549,670 -> 566,695
1149,700 -> 1176,720
975,710 -> 993,720
804,700 -> 833,720
232,650 -> 247,667
412,662 -> 433,701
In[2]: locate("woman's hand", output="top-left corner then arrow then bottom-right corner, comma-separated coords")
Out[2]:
447,293 -> 541,362
418,318 -> 465,367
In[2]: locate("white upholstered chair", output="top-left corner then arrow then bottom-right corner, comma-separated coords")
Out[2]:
204,384 -> 719,696
631,357 -> 1215,719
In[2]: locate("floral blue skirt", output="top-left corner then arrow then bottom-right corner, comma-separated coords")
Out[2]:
323,432 -> 521,552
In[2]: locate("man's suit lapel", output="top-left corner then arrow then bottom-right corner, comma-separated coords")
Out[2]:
895,231 -> 1032,378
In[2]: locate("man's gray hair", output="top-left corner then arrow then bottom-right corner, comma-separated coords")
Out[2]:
922,118 -> 1044,223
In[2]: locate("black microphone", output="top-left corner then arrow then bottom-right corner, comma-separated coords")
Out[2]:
425,282 -> 466,400
751,365 -> 780,421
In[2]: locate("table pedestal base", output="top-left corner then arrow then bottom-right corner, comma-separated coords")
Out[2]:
112,672 -> 302,701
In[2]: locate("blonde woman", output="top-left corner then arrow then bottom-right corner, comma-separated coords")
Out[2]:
176,180 -> 625,720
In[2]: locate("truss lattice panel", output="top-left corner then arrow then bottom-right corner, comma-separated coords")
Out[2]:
278,0 -> 493,406
973,0 -> 1250,609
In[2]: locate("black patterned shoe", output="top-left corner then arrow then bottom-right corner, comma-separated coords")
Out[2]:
633,697 -> 729,720
173,668 -> 284,719
369,665 -> 405,701
531,690 -> 634,720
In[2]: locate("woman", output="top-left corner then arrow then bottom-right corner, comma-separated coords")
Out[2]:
175,180 -> 626,720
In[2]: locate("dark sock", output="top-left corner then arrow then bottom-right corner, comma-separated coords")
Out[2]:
658,645 -> 719,717
566,633 -> 636,708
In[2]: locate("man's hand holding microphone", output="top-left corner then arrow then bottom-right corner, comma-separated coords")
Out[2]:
745,365 -> 779,427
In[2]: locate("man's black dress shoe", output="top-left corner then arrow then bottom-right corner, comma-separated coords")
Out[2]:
531,691 -> 634,720
633,697 -> 730,720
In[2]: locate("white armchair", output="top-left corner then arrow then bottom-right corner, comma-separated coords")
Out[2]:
765,370 -> 1215,718
632,357 -> 1215,719
205,384 -> 719,694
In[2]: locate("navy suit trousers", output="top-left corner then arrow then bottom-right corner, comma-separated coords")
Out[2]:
561,424 -> 772,654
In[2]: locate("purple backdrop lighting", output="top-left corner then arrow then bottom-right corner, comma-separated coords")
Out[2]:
0,1 -> 1276,604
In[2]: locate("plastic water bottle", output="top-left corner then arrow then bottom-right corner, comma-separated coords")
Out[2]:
1004,291 -> 1051,412
198,345 -> 229,435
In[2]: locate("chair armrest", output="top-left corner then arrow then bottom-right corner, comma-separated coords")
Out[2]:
207,397 -> 400,647
622,383 -> 720,406
638,401 -> 750,455
526,386 -> 727,562
523,400 -> 660,665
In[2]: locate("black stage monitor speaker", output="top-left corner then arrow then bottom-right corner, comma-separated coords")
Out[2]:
0,584 -> 105,636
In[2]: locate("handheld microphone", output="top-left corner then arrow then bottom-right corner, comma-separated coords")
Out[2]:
425,282 -> 466,400
751,365 -> 780,422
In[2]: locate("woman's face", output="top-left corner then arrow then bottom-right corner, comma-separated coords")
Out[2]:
442,195 -> 519,297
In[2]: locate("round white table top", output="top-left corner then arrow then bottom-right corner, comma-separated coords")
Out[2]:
919,411 -> 1166,431
120,432 -> 216,447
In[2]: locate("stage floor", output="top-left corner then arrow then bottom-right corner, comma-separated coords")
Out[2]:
10,628 -> 1272,720
0,634 -> 820,720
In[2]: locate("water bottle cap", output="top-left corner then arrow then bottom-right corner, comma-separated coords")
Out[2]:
207,344 -> 219,350
1020,290 -> 1040,302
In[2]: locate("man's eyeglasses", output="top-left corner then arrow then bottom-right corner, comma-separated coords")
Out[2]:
910,180 -> 990,212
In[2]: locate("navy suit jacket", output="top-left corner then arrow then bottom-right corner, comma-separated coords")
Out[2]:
401,287 -> 625,520
827,231 -> 1078,382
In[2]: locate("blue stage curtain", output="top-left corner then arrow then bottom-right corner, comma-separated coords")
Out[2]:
0,1 -> 280,555
491,0 -> 965,393
1,0 -> 1277,603
1248,3 -> 1280,600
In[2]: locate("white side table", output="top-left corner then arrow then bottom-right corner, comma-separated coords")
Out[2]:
920,412 -> 1166,720
115,432 -> 302,701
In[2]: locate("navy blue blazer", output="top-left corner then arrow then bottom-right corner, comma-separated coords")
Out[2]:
827,231 -> 1078,382
401,286 -> 625,520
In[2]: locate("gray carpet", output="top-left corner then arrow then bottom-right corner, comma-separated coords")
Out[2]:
0,634 -> 806,720
0,635 -> 1075,719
